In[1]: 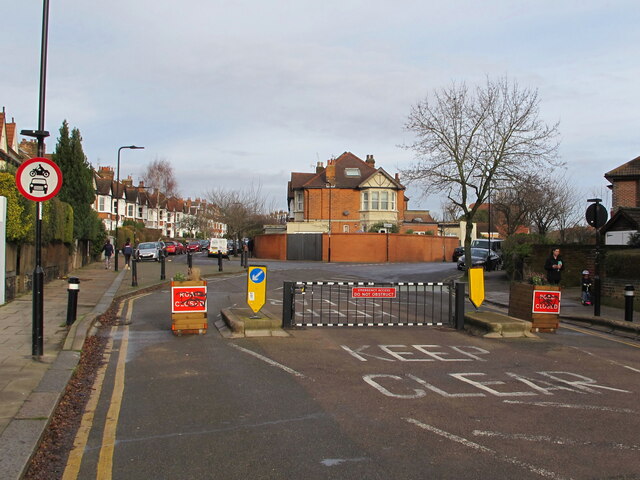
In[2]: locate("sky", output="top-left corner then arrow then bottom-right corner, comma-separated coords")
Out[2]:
3,1 -> 639,216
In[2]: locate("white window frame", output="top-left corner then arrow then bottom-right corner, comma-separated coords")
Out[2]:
295,191 -> 304,212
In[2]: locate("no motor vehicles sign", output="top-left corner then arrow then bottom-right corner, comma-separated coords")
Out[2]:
15,157 -> 63,202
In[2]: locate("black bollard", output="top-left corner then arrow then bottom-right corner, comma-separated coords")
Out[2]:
243,251 -> 249,269
624,284 -> 635,322
131,258 -> 138,287
66,277 -> 80,326
218,251 -> 223,272
187,250 -> 193,270
160,252 -> 166,280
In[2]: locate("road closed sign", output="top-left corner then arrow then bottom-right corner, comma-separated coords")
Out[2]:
532,290 -> 561,314
15,157 -> 63,202
247,265 -> 267,313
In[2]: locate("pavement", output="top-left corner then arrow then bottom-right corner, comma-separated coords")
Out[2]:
0,260 -> 636,479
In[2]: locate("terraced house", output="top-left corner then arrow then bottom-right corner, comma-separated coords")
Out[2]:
92,166 -> 226,238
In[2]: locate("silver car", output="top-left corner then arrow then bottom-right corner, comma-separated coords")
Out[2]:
136,242 -> 163,261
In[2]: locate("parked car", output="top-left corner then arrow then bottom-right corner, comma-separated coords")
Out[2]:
175,242 -> 186,254
199,239 -> 210,251
164,241 -> 179,255
457,248 -> 502,271
187,241 -> 201,252
452,246 -> 464,262
136,241 -> 164,262
471,239 -> 504,256
227,240 -> 237,255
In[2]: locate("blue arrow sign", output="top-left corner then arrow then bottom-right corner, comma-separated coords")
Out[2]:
249,268 -> 266,284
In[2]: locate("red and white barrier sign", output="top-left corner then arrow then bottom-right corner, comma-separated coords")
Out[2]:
352,287 -> 397,298
532,290 -> 561,314
172,286 -> 207,313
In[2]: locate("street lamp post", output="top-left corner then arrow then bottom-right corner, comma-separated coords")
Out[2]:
115,145 -> 144,271
326,183 -> 334,262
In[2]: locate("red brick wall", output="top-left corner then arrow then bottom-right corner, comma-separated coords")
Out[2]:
612,180 -> 639,208
323,233 -> 458,262
254,234 -> 286,260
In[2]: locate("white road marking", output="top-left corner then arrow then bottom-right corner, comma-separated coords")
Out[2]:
405,418 -> 571,480
503,400 -> 637,413
472,430 -> 640,451
230,343 -> 306,378
568,346 -> 640,373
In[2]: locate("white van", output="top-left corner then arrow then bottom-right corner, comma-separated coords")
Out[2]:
207,238 -> 228,258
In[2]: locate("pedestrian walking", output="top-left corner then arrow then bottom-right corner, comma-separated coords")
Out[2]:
123,239 -> 133,269
544,247 -> 563,285
103,239 -> 114,270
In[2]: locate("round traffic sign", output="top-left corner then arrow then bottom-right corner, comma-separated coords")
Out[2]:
15,157 -> 63,202
585,203 -> 608,228
249,268 -> 266,284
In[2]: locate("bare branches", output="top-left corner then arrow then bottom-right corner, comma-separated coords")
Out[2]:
141,158 -> 178,197
402,77 -> 561,250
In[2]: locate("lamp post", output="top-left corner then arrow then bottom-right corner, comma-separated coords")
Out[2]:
19,0 -> 50,358
115,145 -> 144,271
326,183 -> 334,262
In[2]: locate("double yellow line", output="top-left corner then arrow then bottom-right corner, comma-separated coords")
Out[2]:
63,293 -> 148,480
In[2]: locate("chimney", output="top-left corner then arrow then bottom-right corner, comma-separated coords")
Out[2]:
366,154 -> 375,167
316,161 -> 324,174
395,173 -> 400,182
325,158 -> 336,185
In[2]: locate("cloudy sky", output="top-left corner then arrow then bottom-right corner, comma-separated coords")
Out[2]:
3,1 -> 639,215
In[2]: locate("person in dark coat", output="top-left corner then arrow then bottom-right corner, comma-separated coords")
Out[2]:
544,247 -> 563,285
102,239 -> 114,270
123,239 -> 133,269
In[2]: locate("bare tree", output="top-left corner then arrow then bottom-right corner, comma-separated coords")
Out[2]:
491,179 -> 534,237
141,158 -> 178,232
402,77 -> 561,260
205,183 -> 276,243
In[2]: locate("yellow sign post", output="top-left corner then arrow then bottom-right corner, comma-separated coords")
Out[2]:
468,267 -> 485,308
247,265 -> 267,314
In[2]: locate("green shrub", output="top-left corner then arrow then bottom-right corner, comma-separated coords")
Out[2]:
502,233 -> 551,281
605,250 -> 640,279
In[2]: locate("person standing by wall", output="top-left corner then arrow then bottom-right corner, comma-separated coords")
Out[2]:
123,239 -> 133,270
544,247 -> 563,285
103,239 -> 114,270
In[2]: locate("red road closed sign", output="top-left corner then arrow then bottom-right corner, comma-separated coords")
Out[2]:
352,287 -> 397,298
532,290 -> 561,314
171,286 -> 207,313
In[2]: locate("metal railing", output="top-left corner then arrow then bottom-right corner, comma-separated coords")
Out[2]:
283,280 -> 456,328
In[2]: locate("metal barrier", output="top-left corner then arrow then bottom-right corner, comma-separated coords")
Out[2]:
283,280 -> 454,328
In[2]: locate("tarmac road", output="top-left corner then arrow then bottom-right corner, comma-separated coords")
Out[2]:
60,263 -> 640,480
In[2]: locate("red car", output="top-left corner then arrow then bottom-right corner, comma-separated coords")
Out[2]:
187,241 -> 201,252
175,242 -> 186,254
164,241 -> 179,255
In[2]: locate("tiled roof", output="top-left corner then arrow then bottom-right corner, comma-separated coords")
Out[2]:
605,156 -> 640,179
95,177 -> 112,195
601,207 -> 640,232
289,152 -> 404,194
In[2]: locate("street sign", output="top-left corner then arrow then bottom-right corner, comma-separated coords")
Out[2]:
15,157 -> 63,202
585,203 -> 608,228
171,285 -> 207,313
352,287 -> 397,298
468,267 -> 485,308
247,265 -> 267,313
532,290 -> 561,314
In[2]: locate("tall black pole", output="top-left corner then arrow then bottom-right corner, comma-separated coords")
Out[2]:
114,145 -> 144,272
32,0 -> 50,358
115,148 -> 122,271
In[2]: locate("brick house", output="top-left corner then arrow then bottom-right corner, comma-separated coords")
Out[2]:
605,155 -> 640,210
602,155 -> 640,244
287,152 -> 406,233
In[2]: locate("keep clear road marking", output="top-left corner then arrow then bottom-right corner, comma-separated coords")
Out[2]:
229,343 -> 307,378
404,418 -> 572,480
62,293 -> 149,480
